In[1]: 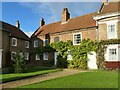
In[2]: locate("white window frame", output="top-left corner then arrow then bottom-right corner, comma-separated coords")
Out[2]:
25,41 -> 29,48
36,54 -> 40,60
43,52 -> 48,60
107,21 -> 117,39
105,44 -> 118,61
25,53 -> 29,60
43,39 -> 49,46
11,52 -> 16,60
73,32 -> 82,45
12,38 -> 17,46
34,40 -> 38,47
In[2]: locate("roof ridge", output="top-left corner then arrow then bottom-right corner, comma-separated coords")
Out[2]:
41,12 -> 97,28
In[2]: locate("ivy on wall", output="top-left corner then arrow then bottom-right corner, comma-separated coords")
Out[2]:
34,39 -> 120,69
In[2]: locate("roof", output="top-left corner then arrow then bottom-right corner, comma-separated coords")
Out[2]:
100,2 -> 120,14
1,21 -> 30,41
35,12 -> 97,36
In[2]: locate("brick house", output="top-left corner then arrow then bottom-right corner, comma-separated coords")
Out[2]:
31,0 -> 120,69
93,1 -> 120,69
0,21 -> 30,67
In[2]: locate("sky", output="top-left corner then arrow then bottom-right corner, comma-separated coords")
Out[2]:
2,1 -> 102,37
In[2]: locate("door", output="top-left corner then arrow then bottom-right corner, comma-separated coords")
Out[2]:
54,52 -> 59,65
88,52 -> 98,69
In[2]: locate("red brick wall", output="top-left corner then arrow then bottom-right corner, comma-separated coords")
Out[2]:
105,61 -> 120,69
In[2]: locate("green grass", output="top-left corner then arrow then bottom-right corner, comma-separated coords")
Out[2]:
0,67 -> 62,83
19,71 -> 119,88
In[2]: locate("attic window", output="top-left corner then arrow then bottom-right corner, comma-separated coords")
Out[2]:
12,38 -> 17,46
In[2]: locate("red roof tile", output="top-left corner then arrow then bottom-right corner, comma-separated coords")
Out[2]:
35,12 -> 97,36
100,2 -> 120,14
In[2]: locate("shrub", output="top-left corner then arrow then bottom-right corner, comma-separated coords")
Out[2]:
13,53 -> 26,73
57,55 -> 67,68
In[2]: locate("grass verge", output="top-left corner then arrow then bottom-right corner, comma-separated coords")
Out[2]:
1,67 -> 62,83
18,70 -> 119,88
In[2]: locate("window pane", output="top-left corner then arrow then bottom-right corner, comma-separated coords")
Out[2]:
74,34 -> 81,45
54,37 -> 59,42
109,49 -> 117,60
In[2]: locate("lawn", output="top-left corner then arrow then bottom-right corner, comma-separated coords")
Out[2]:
0,67 -> 62,83
19,70 -> 119,88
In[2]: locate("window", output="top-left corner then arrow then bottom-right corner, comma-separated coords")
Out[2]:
12,38 -> 17,46
107,24 -> 117,39
109,49 -> 117,60
43,52 -> 48,60
25,53 -> 29,60
11,52 -> 16,60
54,37 -> 59,42
43,39 -> 49,46
73,33 -> 82,45
25,41 -> 29,48
36,54 -> 40,60
67,50 -> 72,60
34,40 -> 38,47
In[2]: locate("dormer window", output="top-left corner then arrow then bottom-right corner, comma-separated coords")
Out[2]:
12,38 -> 17,46
73,33 -> 82,45
34,40 -> 38,47
25,41 -> 29,48
43,39 -> 49,46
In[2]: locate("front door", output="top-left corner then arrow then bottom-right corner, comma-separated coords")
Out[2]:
88,52 -> 98,69
54,52 -> 59,65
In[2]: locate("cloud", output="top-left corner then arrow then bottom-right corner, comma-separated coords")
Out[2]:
18,2 -> 101,24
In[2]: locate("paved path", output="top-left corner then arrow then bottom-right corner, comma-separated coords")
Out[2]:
2,69 -> 87,88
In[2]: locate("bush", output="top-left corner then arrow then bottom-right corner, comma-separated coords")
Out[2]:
13,53 -> 26,73
57,55 -> 67,68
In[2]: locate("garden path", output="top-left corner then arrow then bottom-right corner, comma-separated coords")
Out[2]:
2,69 -> 87,88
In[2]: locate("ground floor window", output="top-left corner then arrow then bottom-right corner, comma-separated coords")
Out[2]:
36,54 -> 40,60
43,52 -> 48,60
25,53 -> 29,60
109,49 -> 117,60
11,52 -> 16,60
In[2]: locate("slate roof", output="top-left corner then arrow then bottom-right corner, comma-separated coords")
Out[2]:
0,21 -> 30,41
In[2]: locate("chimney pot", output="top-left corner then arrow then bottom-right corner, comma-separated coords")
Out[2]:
40,18 -> 45,27
62,8 -> 70,23
102,0 -> 108,5
16,20 -> 20,28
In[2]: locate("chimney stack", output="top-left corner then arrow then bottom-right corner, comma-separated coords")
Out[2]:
102,0 -> 108,5
16,20 -> 20,28
62,8 -> 70,23
40,18 -> 45,27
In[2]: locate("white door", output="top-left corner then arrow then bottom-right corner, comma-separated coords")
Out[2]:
0,49 -> 2,68
88,52 -> 98,69
54,52 -> 59,65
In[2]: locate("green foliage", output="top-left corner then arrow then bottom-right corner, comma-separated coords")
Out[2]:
68,39 -> 97,69
95,39 -> 120,69
13,53 -> 26,73
50,40 -> 73,68
57,55 -> 67,68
